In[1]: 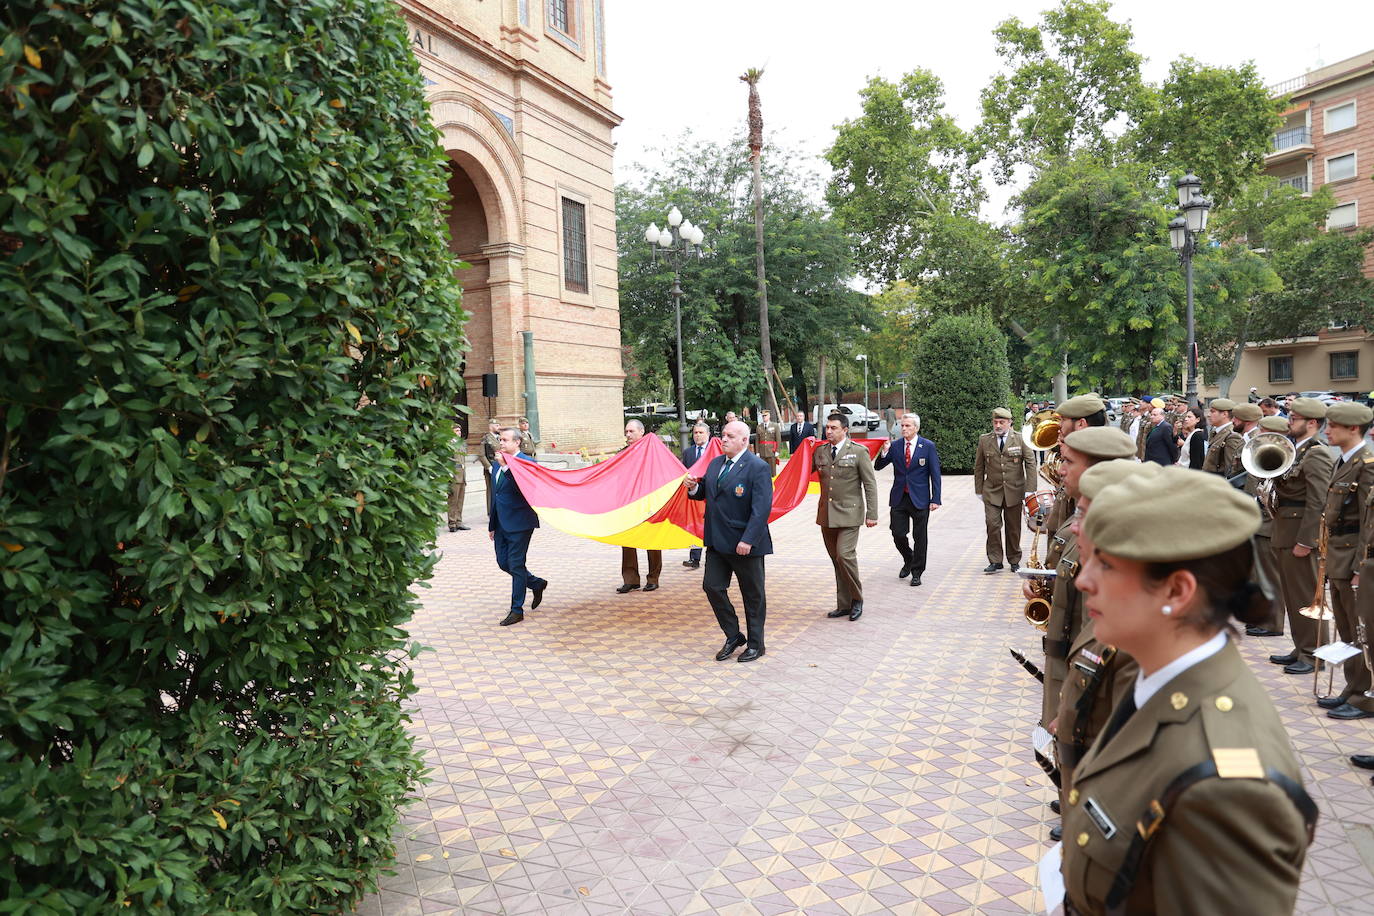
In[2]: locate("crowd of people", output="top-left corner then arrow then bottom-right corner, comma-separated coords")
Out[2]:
473,389 -> 1374,911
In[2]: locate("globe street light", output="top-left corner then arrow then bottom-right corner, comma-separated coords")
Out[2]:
645,211 -> 706,450
1169,173 -> 1212,406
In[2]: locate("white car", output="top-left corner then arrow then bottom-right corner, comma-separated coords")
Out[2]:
814,403 -> 880,434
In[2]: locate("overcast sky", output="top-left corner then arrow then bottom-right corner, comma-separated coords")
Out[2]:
606,0 -> 1374,222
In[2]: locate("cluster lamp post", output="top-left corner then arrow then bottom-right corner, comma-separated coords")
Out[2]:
1168,173 -> 1213,407
644,206 -> 706,450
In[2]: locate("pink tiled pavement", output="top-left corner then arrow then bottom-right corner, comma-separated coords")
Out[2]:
357,471 -> 1374,915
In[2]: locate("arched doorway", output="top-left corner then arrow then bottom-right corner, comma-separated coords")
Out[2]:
446,160 -> 491,437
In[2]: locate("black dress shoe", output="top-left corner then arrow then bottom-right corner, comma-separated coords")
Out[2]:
682,560 -> 699,568
1283,661 -> 1315,675
448,525 -> 459,532
910,575 -> 922,587
849,602 -> 863,621
737,647 -> 764,662
826,608 -> 850,618
1247,626 -> 1281,637
1049,799 -> 1061,814
499,611 -> 523,626
1049,825 -> 1063,842
1317,695 -> 1349,710
643,583 -> 659,592
615,584 -> 640,594
1269,651 -> 1298,665
455,524 -> 470,531
715,635 -> 746,661
1010,563 -> 1020,573
899,562 -> 911,579
1328,703 -> 1374,720
1350,754 -> 1374,770
531,580 -> 547,610
983,563 -> 1003,574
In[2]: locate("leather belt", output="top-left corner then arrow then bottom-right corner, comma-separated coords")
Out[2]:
1278,498 -> 1306,508
1330,523 -> 1360,536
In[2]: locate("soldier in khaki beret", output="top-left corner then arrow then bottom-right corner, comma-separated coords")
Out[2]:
974,407 -> 1036,573
1202,398 -> 1243,476
480,418 -> 502,513
1269,397 -> 1334,675
1317,401 -> 1374,719
1059,468 -> 1313,915
518,417 -> 538,458
1041,395 -> 1109,556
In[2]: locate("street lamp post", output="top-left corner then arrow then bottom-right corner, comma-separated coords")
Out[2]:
644,207 -> 706,451
1168,173 -> 1212,407
856,354 -> 868,420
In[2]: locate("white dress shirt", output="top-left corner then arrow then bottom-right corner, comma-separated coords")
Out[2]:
1133,631 -> 1228,709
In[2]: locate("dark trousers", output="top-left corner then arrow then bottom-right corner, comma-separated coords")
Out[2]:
702,548 -> 766,651
621,547 -> 662,586
688,546 -> 702,563
1330,577 -> 1371,700
890,493 -> 930,575
494,528 -> 543,613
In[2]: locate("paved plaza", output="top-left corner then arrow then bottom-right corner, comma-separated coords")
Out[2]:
360,471 -> 1374,915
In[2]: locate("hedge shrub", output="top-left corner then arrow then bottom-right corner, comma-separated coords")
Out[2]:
910,314 -> 1012,472
1,1 -> 465,911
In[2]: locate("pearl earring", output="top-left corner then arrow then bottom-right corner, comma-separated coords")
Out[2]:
1161,604 -> 1173,616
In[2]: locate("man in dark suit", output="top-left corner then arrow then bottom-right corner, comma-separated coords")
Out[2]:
686,421 -> 773,662
489,427 -> 547,626
874,413 -> 942,586
1142,406 -> 1180,465
680,422 -> 711,569
786,408 -> 816,454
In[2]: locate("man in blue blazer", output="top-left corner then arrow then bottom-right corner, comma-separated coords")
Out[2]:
686,421 -> 774,662
489,427 -> 548,626
680,422 -> 711,569
874,413 -> 942,587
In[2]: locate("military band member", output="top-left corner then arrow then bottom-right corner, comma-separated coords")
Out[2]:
1117,400 -> 1136,433
518,416 -> 538,458
754,409 -> 781,475
1316,402 -> 1374,720
974,408 -> 1036,573
1347,418 -> 1374,722
448,421 -> 471,532
1201,397 -> 1241,475
480,417 -> 501,513
815,414 -> 879,620
1269,397 -> 1334,675
1059,467 -> 1314,915
1245,414 -> 1292,638
1042,395 -> 1109,564
1025,426 -> 1136,735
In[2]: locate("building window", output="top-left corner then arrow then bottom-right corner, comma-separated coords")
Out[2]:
1269,356 -> 1293,384
1326,101 -> 1356,134
1331,351 -> 1359,380
1326,152 -> 1357,183
548,0 -> 573,37
1329,202 -> 1358,230
561,197 -> 589,294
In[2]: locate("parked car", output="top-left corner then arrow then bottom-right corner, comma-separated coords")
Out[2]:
1298,390 -> 1345,405
813,403 -> 881,434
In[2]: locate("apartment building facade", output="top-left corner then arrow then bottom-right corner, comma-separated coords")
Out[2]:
399,0 -> 625,452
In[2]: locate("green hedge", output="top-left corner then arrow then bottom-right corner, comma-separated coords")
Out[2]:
1,1 -> 465,911
910,314 -> 1012,472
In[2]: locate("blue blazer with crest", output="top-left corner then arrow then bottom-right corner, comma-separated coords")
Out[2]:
687,449 -> 773,556
874,435 -> 943,508
488,454 -> 540,533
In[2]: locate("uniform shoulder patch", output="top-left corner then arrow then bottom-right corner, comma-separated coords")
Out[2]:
1363,456 -> 1374,464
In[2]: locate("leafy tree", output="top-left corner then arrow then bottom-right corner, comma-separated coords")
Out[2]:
977,0 -> 1146,183
910,314 -> 1012,472
1,1 -> 462,911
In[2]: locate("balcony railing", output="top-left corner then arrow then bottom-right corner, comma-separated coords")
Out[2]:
1268,74 -> 1309,97
1271,127 -> 1312,151
1277,174 -> 1309,193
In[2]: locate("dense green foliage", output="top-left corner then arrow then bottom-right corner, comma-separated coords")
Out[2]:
1,1 -> 464,911
910,315 -> 1012,472
617,139 -> 864,414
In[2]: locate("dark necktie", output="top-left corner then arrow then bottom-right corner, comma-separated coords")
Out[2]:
998,435 -> 1005,453
830,445 -> 837,461
717,458 -> 733,482
1100,691 -> 1138,747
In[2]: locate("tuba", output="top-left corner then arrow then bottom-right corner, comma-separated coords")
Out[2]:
1026,411 -> 1064,488
1240,432 -> 1296,520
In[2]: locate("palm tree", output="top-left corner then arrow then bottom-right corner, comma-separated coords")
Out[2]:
740,67 -> 783,422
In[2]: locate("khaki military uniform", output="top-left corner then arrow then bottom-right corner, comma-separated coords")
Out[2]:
1350,474 -> 1374,713
1243,454 -> 1285,635
1042,516 -> 1081,727
480,431 -> 500,513
814,439 -> 879,610
1134,419 -> 1151,460
1043,488 -> 1073,568
1055,617 -> 1138,800
519,431 -> 538,458
1061,641 -> 1313,914
973,429 -> 1036,566
755,421 -> 781,475
448,451 -> 467,529
1117,413 -> 1132,433
1324,444 -> 1374,703
1273,438 -> 1335,664
1202,422 -> 1243,476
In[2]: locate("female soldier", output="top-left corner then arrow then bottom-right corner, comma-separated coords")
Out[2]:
1058,466 -> 1315,914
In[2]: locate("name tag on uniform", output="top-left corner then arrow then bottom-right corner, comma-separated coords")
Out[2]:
1083,797 -> 1117,839
1008,448 -> 1022,457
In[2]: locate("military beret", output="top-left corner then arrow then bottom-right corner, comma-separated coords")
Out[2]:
488,417 -> 500,425
992,407 -> 1013,419
1150,397 -> 1165,408
1084,467 -> 1261,561
1062,426 -> 1137,460
1327,402 -> 1373,426
1231,403 -> 1261,422
1287,397 -> 1327,420
1079,459 -> 1160,502
518,416 -> 529,423
1258,415 -> 1289,432
1058,394 -> 1106,418
1209,398 -> 1236,411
